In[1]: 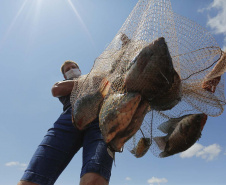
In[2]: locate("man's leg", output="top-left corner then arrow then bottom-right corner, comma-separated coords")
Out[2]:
80,120 -> 114,185
80,173 -> 108,185
17,108 -> 83,185
17,181 -> 38,185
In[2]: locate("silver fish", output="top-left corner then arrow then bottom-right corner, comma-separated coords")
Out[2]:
154,113 -> 208,157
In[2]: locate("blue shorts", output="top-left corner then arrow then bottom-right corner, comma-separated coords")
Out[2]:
20,108 -> 114,185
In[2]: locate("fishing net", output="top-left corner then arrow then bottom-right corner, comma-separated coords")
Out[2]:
70,0 -> 226,157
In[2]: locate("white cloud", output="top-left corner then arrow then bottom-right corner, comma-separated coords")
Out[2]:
180,143 -> 204,158
5,161 -> 27,170
180,143 -> 221,161
5,161 -> 20,166
198,0 -> 226,49
147,177 -> 168,185
125,177 -> 131,181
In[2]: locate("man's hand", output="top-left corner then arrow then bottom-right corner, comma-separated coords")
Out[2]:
51,80 -> 76,97
202,76 -> 221,93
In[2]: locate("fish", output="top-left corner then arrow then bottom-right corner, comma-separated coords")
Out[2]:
124,37 -> 181,110
72,78 -> 110,130
153,113 -> 208,157
148,70 -> 182,111
99,92 -> 141,143
130,137 -> 151,158
108,100 -> 149,152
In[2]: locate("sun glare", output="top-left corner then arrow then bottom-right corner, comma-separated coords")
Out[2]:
0,0 -> 95,51
0,0 -> 28,50
67,0 -> 95,47
0,0 -> 43,50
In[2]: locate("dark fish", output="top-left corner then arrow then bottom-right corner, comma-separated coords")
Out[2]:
125,37 -> 181,110
130,137 -> 151,158
149,70 -> 181,111
72,78 -> 110,130
99,92 -> 141,143
154,113 -> 208,157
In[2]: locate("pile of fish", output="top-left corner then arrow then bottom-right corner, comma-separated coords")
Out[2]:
71,37 -> 207,158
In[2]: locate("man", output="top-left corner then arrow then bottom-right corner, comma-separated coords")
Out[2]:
17,60 -> 114,185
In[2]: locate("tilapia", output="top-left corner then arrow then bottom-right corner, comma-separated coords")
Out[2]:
130,137 -> 151,158
108,100 -> 149,152
99,92 -> 141,143
72,78 -> 110,130
125,37 -> 181,110
154,113 -> 208,157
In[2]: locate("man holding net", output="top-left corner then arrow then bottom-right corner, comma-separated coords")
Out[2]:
17,60 -> 114,185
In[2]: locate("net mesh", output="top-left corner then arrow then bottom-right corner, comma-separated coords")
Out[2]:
70,0 -> 226,157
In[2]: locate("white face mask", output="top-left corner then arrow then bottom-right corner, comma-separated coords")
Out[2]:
65,68 -> 81,80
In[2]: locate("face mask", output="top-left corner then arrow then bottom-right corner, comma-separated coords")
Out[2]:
65,68 -> 81,80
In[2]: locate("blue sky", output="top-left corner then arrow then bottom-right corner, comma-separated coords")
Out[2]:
0,0 -> 226,185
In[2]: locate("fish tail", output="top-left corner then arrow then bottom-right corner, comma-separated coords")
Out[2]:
158,118 -> 180,134
99,78 -> 111,97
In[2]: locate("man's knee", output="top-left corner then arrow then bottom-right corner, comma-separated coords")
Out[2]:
17,180 -> 39,185
80,173 -> 109,185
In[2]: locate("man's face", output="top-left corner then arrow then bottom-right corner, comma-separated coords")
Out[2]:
63,63 -> 81,79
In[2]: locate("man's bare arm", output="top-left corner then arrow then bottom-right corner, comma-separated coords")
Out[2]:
51,80 -> 76,97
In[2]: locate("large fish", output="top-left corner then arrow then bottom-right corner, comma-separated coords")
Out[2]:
99,92 -> 141,143
149,70 -> 182,111
108,100 -> 149,152
154,113 -> 208,157
125,37 -> 181,111
72,78 -> 110,130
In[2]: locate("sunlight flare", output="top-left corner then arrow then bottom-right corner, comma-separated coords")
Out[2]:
67,0 -> 95,46
0,0 -> 28,49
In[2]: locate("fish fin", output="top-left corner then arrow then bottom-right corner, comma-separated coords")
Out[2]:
107,147 -> 115,159
153,136 -> 167,151
99,78 -> 111,97
159,151 -> 170,158
107,147 -> 116,167
158,118 -> 180,133
130,148 -> 135,155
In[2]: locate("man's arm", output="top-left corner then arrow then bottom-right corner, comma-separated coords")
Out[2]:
51,80 -> 76,97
